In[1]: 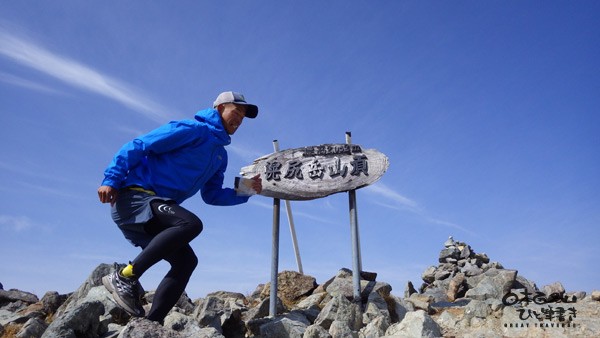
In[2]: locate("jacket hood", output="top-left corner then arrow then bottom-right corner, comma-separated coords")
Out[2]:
194,108 -> 231,145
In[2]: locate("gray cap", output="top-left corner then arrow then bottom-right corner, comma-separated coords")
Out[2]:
213,91 -> 258,118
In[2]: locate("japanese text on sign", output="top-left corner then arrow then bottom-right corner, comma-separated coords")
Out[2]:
265,155 -> 369,182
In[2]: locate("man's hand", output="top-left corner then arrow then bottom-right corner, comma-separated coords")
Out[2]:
251,174 -> 262,194
98,185 -> 118,206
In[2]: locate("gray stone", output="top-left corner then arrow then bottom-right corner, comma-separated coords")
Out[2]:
474,253 -> 490,264
294,292 -> 327,310
459,245 -> 472,259
446,273 -> 466,302
40,291 -> 68,316
328,320 -> 357,338
117,318 -> 182,338
513,275 -> 538,295
385,310 -> 442,338
164,311 -> 223,338
542,281 -> 566,302
0,289 -> 39,305
314,295 -> 361,331
362,292 -> 390,325
404,281 -> 417,298
16,317 -> 47,338
406,294 -> 434,314
434,269 -> 451,281
421,266 -> 437,284
55,263 -> 114,319
464,299 -> 490,321
260,271 -> 317,308
243,296 -> 285,321
461,262 -> 483,277
259,312 -> 310,338
303,324 -> 332,338
193,293 -> 246,335
465,269 -> 517,301
359,315 -> 389,338
592,290 -> 600,301
42,300 -> 105,338
438,247 -> 460,263
387,296 -> 408,323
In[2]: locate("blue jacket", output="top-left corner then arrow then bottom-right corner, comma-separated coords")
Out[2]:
101,108 -> 249,205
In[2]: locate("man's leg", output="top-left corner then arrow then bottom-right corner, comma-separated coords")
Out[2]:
146,244 -> 198,322
106,200 -> 202,318
130,200 -> 203,278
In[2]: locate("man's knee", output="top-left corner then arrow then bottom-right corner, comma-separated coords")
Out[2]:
189,215 -> 203,237
169,247 -> 198,274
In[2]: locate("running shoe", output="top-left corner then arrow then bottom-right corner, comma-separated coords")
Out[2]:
102,263 -> 145,317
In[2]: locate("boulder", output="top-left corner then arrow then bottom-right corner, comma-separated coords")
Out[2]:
385,310 -> 442,338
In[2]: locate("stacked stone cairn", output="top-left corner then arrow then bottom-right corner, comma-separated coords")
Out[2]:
1,238 -> 599,337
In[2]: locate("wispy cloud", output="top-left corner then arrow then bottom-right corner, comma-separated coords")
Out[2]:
0,28 -> 174,122
364,182 -> 474,235
364,183 -> 420,211
0,215 -> 33,231
0,71 -> 63,94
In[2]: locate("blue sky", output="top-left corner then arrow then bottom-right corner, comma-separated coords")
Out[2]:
1,2 -> 598,300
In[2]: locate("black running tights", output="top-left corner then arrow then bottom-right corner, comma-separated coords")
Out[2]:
133,200 -> 203,322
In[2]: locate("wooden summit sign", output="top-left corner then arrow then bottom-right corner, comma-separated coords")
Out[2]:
240,144 -> 389,200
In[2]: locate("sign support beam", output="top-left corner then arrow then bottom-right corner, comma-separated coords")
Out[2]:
269,197 -> 280,317
273,140 -> 304,275
346,131 -> 363,303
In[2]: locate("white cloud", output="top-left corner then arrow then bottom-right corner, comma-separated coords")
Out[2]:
0,29 -> 174,122
364,182 -> 474,235
364,183 -> 420,210
0,215 -> 33,231
0,71 -> 62,94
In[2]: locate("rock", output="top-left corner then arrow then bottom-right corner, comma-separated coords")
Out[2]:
328,320 -> 357,338
446,273 -> 467,302
314,295 -> 361,331
259,311 -> 310,338
406,294 -> 433,314
438,247 -> 460,263
421,266 -> 437,284
385,310 -> 442,338
243,296 -> 285,322
542,281 -> 566,302
359,315 -> 389,337
0,289 -> 39,305
117,318 -> 182,338
404,281 -> 417,298
16,317 -> 47,338
3,238 -> 600,338
261,271 -> 318,308
40,291 -> 68,316
192,292 -> 246,335
303,323 -> 332,338
362,292 -> 390,325
41,300 -> 105,338
444,236 -> 455,248
465,269 -> 517,301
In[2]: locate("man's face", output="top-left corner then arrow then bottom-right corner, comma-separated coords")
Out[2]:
219,103 -> 247,135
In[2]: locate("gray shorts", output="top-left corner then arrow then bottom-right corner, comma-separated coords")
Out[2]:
111,188 -> 171,248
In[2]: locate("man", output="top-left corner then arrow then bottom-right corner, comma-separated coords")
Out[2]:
98,91 -> 262,323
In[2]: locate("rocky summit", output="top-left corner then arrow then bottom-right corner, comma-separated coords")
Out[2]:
1,238 -> 599,338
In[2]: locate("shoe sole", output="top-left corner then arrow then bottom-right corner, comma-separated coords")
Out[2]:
102,275 -> 144,317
